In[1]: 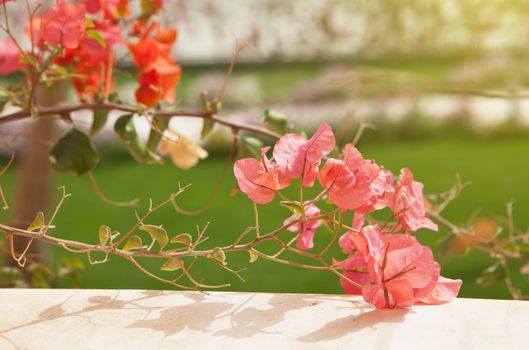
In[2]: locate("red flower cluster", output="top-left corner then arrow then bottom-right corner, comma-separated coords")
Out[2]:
234,123 -> 461,308
129,22 -> 181,107
1,0 -> 174,104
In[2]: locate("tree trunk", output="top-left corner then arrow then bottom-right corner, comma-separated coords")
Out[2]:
6,86 -> 62,275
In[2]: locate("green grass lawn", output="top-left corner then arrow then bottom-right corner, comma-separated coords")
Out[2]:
2,137 -> 528,298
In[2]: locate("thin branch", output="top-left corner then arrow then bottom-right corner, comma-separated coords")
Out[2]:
0,102 -> 281,139
87,171 -> 139,207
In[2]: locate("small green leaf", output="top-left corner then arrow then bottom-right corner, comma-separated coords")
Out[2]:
49,127 -> 100,175
114,114 -> 163,164
201,119 -> 215,140
476,263 -> 506,287
20,54 -> 37,67
139,224 -> 168,249
123,235 -> 143,251
160,258 -> 182,271
0,92 -> 9,112
29,264 -> 51,288
209,247 -> 226,265
248,249 -> 258,263
280,200 -> 303,213
27,212 -> 45,232
86,29 -> 106,47
84,17 -> 95,28
262,110 -> 288,134
238,137 -> 263,159
98,225 -> 111,246
91,108 -> 109,136
170,233 -> 192,246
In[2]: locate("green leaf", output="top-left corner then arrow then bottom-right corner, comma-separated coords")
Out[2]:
84,17 -> 95,28
85,29 -> 106,47
123,235 -> 143,251
114,114 -> 163,164
160,258 -> 182,271
248,249 -> 258,263
170,233 -> 193,246
476,263 -> 506,287
27,212 -> 45,232
279,200 -> 303,213
0,92 -> 9,112
201,119 -> 215,140
262,110 -> 288,134
146,116 -> 169,152
91,108 -> 109,136
209,247 -> 226,265
29,264 -> 51,288
49,127 -> 100,175
98,225 -> 111,246
139,224 -> 168,249
0,267 -> 24,287
20,54 -> 37,67
238,137 -> 263,159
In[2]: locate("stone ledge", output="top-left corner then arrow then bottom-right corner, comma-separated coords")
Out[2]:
0,288 -> 525,349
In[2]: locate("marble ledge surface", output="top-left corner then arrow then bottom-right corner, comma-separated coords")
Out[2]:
0,288 -> 526,350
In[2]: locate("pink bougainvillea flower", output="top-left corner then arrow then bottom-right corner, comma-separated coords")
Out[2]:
0,39 -> 22,76
40,1 -> 86,49
273,123 -> 335,187
362,233 -> 441,308
338,212 -> 365,254
234,158 -> 277,204
0,0 -> 15,4
319,144 -> 393,212
234,147 -> 289,204
25,16 -> 45,49
283,204 -> 323,250
335,254 -> 371,295
390,168 -> 438,232
79,21 -> 124,64
335,224 -> 459,308
417,276 -> 462,304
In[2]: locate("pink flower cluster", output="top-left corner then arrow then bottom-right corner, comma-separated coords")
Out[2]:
234,123 -> 461,308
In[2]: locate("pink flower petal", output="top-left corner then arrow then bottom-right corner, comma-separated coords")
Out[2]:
283,205 -> 322,250
417,276 -> 462,304
273,123 -> 335,187
234,158 -> 278,204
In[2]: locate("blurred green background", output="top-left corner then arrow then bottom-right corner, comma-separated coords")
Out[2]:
2,0 -> 529,299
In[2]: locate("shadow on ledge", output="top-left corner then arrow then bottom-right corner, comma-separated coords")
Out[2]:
0,290 -> 409,347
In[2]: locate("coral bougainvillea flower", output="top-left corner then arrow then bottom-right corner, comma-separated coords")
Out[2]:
319,144 -> 392,212
273,123 -> 335,187
234,147 -> 289,204
283,204 -> 323,250
0,39 -> 22,76
135,62 -> 181,106
158,130 -> 208,170
129,25 -> 180,106
84,0 -> 130,22
40,1 -> 86,49
390,168 -> 438,232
